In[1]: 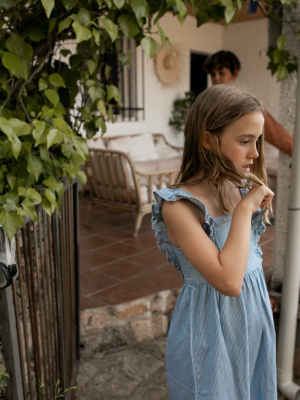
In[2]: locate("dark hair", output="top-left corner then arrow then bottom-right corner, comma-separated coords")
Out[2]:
175,85 -> 271,220
203,51 -> 241,75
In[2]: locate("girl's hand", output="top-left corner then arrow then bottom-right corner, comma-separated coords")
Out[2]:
240,184 -> 274,214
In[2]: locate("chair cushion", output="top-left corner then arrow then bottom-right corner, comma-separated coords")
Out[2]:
106,134 -> 159,162
152,157 -> 182,171
86,138 -> 106,149
130,133 -> 159,162
154,136 -> 181,159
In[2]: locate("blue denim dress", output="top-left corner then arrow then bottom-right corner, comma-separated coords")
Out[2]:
152,188 -> 277,400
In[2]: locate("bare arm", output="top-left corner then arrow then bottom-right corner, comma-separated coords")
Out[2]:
162,185 -> 273,297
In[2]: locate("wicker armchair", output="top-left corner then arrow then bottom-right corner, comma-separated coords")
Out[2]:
84,133 -> 182,237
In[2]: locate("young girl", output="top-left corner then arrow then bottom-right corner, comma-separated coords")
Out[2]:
152,85 -> 276,399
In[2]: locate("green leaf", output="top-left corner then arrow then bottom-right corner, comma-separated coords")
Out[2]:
40,145 -> 52,164
2,52 -> 24,79
61,49 -> 71,57
141,37 -> 160,60
53,118 -> 72,133
18,187 -> 27,197
0,70 -> 8,85
128,0 -> 149,19
118,50 -> 131,66
20,198 -> 38,221
277,64 -> 289,81
174,0 -> 187,16
118,14 -> 140,38
41,0 -> 55,18
0,0 -> 14,9
88,86 -> 105,103
0,211 -> 24,241
27,188 -> 42,204
87,59 -> 97,75
97,99 -> 107,117
8,119 -> 31,136
104,65 -> 111,80
92,28 -> 100,46
70,54 -> 84,70
107,84 -> 121,105
95,116 -> 107,133
72,21 -> 92,43
45,188 -> 56,204
45,89 -> 60,106
236,0 -> 243,10
7,173 -> 16,190
113,0 -> 125,8
61,0 -> 78,11
100,18 -> 118,42
27,154 -> 43,181
0,117 -> 13,139
78,170 -> 87,185
224,7 -> 236,23
42,196 -> 55,216
78,8 -> 91,26
48,18 -> 57,35
39,78 -> 48,91
58,16 -> 73,34
55,182 -> 65,200
28,28 -> 47,42
5,35 -> 33,59
276,34 -> 287,50
22,141 -> 32,153
47,128 -> 64,148
196,8 -> 210,27
49,73 -> 66,88
10,134 -> 21,159
177,13 -> 186,24
297,31 -> 300,41
108,104 -> 115,123
2,198 -> 16,212
43,176 -> 60,189
220,0 -> 234,10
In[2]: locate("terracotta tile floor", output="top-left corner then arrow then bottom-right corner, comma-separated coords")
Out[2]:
79,197 -> 275,310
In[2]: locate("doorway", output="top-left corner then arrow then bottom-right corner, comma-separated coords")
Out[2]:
190,52 -> 208,96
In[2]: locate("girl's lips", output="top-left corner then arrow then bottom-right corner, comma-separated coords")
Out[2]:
243,165 -> 251,171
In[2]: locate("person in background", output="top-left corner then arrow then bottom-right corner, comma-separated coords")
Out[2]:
203,50 -> 293,157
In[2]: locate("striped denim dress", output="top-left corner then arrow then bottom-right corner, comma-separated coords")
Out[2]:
152,188 -> 277,400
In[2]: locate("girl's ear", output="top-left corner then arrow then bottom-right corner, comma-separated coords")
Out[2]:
202,131 -> 215,150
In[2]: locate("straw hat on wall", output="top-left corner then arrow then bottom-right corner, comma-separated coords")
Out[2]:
155,45 -> 181,84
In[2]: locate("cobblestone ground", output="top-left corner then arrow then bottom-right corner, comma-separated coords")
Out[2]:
75,336 -> 169,400
75,334 -> 285,400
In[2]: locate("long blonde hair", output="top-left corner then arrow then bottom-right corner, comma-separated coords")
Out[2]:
176,85 -> 271,218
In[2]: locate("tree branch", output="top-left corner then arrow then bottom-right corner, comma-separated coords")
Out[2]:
18,46 -> 53,124
0,78 -> 16,114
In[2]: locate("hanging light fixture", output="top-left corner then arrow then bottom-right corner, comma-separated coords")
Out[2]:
0,225 -> 19,290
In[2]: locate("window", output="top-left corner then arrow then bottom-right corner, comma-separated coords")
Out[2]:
104,38 -> 145,122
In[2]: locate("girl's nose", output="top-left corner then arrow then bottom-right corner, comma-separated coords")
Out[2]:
249,145 -> 259,159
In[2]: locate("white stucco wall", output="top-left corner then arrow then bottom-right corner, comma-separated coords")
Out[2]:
104,15 -> 282,152
104,14 -> 224,145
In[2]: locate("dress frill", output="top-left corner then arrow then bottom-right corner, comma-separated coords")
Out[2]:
152,188 -> 216,278
152,187 -> 267,267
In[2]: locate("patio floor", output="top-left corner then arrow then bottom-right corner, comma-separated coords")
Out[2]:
79,196 -> 275,310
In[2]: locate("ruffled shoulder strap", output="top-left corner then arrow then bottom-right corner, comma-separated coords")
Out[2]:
152,188 -> 215,275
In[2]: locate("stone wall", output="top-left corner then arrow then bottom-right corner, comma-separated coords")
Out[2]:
80,287 -> 181,355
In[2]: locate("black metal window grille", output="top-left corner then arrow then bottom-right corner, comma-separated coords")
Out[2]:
104,37 -> 145,122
